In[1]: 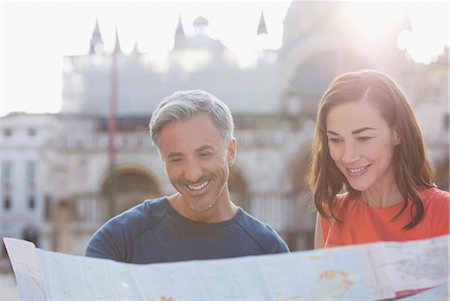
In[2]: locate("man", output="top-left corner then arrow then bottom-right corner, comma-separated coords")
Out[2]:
85,90 -> 289,263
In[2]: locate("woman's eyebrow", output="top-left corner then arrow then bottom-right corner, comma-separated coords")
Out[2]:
326,130 -> 339,136
352,127 -> 376,134
326,127 -> 376,136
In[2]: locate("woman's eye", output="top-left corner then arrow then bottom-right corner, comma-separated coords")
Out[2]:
358,137 -> 372,142
328,137 -> 342,144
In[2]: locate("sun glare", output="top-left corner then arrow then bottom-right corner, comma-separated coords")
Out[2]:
342,2 -> 448,64
402,3 -> 449,64
342,2 -> 405,41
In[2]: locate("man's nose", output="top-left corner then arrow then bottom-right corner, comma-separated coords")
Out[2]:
184,160 -> 203,182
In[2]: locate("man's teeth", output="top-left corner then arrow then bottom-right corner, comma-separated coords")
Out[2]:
188,182 -> 209,190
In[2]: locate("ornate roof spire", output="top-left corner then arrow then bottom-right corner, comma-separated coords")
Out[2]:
132,42 -> 139,54
113,26 -> 121,54
89,18 -> 104,54
257,10 -> 268,35
174,15 -> 187,49
175,14 -> 185,36
399,9 -> 412,32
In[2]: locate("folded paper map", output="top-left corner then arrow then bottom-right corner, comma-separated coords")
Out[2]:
4,234 -> 449,300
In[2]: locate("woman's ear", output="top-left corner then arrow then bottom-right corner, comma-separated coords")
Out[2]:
393,128 -> 401,145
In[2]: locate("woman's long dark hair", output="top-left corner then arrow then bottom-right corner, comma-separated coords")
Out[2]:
306,70 -> 435,229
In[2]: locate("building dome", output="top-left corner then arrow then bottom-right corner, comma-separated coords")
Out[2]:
279,1 -> 412,122
282,1 -> 339,52
193,15 -> 209,27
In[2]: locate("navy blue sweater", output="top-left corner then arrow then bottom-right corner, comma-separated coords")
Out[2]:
85,197 -> 289,263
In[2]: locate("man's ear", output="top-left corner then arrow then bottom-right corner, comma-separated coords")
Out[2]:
227,137 -> 237,166
159,151 -> 169,174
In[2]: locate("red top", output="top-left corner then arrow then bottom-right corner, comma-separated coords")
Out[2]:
321,187 -> 450,247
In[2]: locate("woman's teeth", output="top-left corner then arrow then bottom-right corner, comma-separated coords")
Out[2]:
349,166 -> 366,173
347,165 -> 369,175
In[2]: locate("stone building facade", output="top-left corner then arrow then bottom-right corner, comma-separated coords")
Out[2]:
1,3 -> 448,255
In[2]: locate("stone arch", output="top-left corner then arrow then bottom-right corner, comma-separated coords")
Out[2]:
414,65 -> 448,106
283,140 -> 316,250
54,200 -> 74,253
100,164 -> 162,216
288,144 -> 313,196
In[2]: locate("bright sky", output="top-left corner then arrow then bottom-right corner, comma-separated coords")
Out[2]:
1,1 -> 448,117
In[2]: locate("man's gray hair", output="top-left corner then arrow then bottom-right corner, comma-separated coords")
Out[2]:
149,90 -> 234,149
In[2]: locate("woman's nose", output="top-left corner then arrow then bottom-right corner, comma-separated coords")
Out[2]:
341,143 -> 360,163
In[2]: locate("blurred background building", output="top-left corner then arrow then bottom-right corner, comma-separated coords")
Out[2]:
0,1 -> 448,256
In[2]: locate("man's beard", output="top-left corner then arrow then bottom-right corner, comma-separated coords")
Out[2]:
182,196 -> 218,212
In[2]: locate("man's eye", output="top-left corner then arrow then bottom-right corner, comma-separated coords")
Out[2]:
199,152 -> 212,157
169,158 -> 182,163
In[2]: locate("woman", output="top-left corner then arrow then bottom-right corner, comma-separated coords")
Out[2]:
307,69 -> 449,248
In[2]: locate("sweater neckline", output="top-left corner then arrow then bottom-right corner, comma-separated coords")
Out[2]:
163,197 -> 243,228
